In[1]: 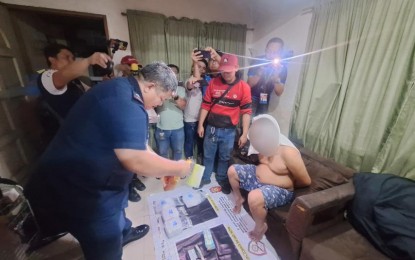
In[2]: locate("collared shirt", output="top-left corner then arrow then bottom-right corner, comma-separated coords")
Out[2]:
25,76 -> 148,219
201,76 -> 252,128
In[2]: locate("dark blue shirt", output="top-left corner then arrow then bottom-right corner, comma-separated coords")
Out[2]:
247,55 -> 288,99
25,76 -> 148,219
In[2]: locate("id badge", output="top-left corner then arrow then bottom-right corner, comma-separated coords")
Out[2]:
260,93 -> 268,105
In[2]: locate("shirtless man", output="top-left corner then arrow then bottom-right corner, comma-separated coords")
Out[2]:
227,115 -> 311,242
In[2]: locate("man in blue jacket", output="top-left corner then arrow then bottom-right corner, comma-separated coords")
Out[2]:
25,62 -> 191,260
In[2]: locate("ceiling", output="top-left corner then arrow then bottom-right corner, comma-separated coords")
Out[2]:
250,0 -> 314,25
204,0 -> 315,39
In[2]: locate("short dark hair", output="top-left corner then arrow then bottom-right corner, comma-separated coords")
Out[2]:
266,37 -> 284,48
43,43 -> 72,67
167,64 -> 180,74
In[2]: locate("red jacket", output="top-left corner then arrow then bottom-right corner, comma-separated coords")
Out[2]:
201,76 -> 252,128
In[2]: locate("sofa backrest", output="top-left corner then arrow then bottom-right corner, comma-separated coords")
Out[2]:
297,146 -> 355,196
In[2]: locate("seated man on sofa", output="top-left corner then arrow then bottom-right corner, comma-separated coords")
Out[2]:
228,115 -> 311,241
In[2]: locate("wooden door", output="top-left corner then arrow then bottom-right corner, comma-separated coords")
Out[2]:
0,3 -> 43,184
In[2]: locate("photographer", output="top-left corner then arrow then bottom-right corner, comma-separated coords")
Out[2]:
205,46 -> 222,78
247,37 -> 287,116
37,44 -> 111,143
38,43 -> 111,119
183,50 -> 209,161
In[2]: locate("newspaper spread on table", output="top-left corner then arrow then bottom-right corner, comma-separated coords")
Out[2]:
148,182 -> 280,260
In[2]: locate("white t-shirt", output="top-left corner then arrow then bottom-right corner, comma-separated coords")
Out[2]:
41,69 -> 90,95
183,79 -> 203,123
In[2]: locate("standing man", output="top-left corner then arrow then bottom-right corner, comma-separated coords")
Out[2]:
37,44 -> 111,142
155,64 -> 186,161
198,54 -> 252,193
248,37 -> 287,116
38,43 -> 111,119
25,62 -> 191,260
115,55 -> 147,202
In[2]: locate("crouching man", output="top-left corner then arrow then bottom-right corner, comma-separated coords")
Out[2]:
227,115 -> 311,241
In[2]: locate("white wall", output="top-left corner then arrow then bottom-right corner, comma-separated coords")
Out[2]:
250,12 -> 312,135
3,0 -> 253,64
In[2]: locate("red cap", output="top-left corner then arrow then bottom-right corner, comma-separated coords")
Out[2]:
121,55 -> 142,67
218,54 -> 239,72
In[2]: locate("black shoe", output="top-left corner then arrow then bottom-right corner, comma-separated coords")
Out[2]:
128,186 -> 141,202
132,178 -> 146,191
218,181 -> 231,194
122,225 -> 150,247
193,179 -> 211,189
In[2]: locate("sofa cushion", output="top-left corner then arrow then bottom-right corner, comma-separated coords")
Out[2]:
300,221 -> 389,260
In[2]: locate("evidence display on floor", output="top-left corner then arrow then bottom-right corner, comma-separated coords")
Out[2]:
148,182 -> 280,260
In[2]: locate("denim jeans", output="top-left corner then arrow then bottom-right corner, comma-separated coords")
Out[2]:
184,121 -> 203,159
155,127 -> 184,160
202,124 -> 236,183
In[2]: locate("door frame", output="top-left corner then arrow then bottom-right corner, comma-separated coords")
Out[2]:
3,3 -> 109,41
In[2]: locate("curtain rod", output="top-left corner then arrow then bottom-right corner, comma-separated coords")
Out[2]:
121,12 -> 254,31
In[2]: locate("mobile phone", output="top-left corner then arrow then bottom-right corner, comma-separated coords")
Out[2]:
194,49 -> 211,60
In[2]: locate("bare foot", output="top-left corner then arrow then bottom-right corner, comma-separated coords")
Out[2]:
233,196 -> 245,214
248,223 -> 268,242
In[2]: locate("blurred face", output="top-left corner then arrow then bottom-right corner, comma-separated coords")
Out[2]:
249,119 -> 280,156
265,42 -> 283,60
197,61 -> 206,75
49,49 -> 75,70
143,83 -> 172,109
221,68 -> 238,84
170,67 -> 179,79
119,64 -> 131,77
208,59 -> 220,72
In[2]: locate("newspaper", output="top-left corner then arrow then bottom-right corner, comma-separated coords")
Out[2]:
148,182 -> 280,260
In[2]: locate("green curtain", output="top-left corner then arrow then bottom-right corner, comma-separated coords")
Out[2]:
204,22 -> 247,64
290,0 -> 415,179
126,10 -> 167,65
126,10 -> 247,77
165,17 -> 204,80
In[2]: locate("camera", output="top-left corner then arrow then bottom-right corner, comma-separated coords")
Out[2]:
92,60 -> 114,76
108,39 -> 128,54
194,49 -> 211,59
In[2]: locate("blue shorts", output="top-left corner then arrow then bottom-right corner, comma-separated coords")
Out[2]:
234,164 -> 294,209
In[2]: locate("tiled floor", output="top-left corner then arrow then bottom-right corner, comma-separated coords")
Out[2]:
33,176 -> 183,260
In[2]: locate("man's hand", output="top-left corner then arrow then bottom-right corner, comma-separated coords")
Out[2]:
205,47 -> 221,62
192,49 -> 203,63
198,124 -> 204,138
178,160 -> 192,178
186,76 -> 200,90
238,134 -> 248,148
88,52 -> 111,68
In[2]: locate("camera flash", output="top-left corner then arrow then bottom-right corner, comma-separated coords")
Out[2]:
272,58 -> 280,65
